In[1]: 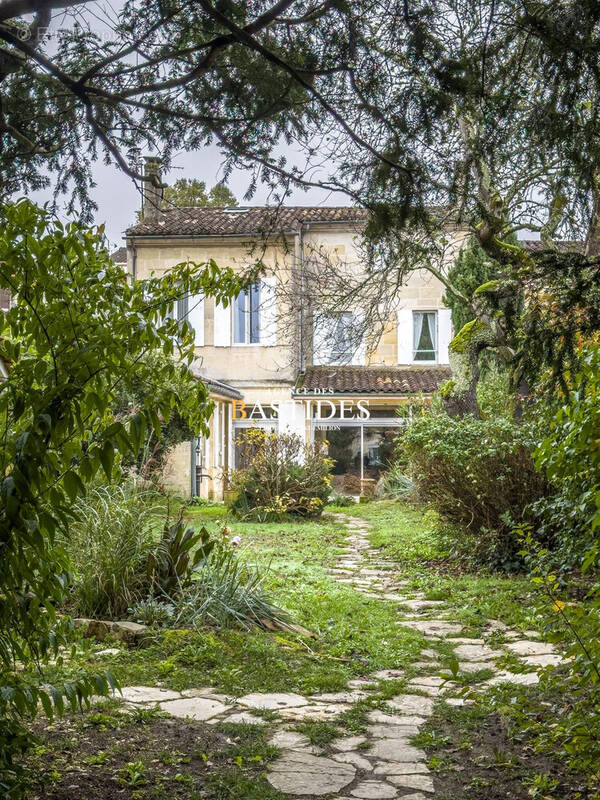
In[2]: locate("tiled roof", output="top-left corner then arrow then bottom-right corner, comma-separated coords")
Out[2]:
126,206 -> 368,237
521,240 -> 584,253
110,246 -> 128,263
297,365 -> 451,395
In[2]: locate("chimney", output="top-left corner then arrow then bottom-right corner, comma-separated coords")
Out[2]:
142,157 -> 164,222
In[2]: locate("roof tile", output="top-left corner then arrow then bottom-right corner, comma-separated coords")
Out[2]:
126,206 -> 368,237
298,365 -> 451,395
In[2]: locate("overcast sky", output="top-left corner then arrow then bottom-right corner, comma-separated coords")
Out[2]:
28,143 -> 345,252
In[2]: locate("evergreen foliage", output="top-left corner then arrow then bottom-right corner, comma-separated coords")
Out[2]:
163,179 -> 237,209
443,239 -> 496,332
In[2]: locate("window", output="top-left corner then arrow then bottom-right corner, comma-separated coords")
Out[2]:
330,313 -> 354,363
413,311 -> 437,361
314,312 -> 364,365
234,283 -> 261,344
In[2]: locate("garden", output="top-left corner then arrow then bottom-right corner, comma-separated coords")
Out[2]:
2,230 -> 599,798
2,3 -> 600,795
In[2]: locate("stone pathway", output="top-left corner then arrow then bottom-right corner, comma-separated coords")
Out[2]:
115,513 -> 567,798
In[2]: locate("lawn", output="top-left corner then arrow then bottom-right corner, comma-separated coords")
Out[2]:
23,498 -> 583,799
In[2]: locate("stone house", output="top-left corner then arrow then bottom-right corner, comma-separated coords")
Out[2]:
122,171 -> 464,498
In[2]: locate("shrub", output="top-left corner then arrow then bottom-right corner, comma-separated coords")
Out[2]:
327,491 -> 356,507
400,409 -> 548,570
66,486 -> 168,618
167,548 -> 290,630
516,346 -> 600,770
381,463 -> 416,500
231,428 -> 333,520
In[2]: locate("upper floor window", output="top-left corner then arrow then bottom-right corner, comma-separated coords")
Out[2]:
234,283 -> 261,344
313,311 -> 365,365
413,311 -> 437,361
330,312 -> 355,363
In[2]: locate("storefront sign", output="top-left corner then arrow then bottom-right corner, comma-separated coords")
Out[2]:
232,399 -> 370,420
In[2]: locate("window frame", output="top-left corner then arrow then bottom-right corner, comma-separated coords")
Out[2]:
232,283 -> 261,346
412,310 -> 438,364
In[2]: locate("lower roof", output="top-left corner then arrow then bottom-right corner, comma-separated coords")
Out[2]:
296,365 -> 451,395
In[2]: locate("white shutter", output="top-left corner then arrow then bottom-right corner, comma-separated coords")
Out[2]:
278,401 -> 307,451
437,308 -> 453,364
259,277 -> 277,346
351,312 -> 366,365
312,314 -> 331,365
187,294 -> 204,346
213,299 -> 231,347
397,308 -> 413,364
213,401 -> 220,467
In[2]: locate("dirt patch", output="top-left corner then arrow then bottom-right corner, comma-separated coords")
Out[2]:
427,710 -> 594,799
23,707 -> 280,799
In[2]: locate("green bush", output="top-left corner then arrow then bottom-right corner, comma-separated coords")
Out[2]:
167,541 -> 290,630
517,345 -> 600,771
400,409 -> 548,570
66,486 -> 168,618
231,428 -> 333,520
66,484 -> 288,631
381,463 -> 416,500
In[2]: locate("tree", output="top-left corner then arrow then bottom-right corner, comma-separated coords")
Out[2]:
163,179 -> 238,209
443,241 -> 496,334
2,0 -> 600,405
0,200 -> 246,791
1,0 -> 598,229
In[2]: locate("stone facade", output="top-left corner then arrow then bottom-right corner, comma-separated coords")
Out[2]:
125,207 -> 463,498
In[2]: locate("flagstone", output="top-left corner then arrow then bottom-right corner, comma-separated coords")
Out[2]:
267,751 -> 356,795
312,690 -> 370,703
332,735 -> 367,751
368,710 -> 427,726
506,640 -> 556,656
458,660 -> 497,673
452,643 -> 503,662
368,739 -> 426,762
238,692 -> 308,710
179,687 -> 219,697
373,668 -> 405,680
225,711 -> 269,725
279,702 -> 352,720
388,773 -> 435,792
523,653 -> 563,668
332,751 -> 374,770
120,686 -> 181,704
409,676 -> 446,688
368,724 -> 421,739
397,619 -> 463,636
270,730 -> 311,749
374,762 -> 430,775
446,637 -> 485,645
400,599 -> 446,611
160,696 -> 228,721
485,670 -> 540,687
350,780 -> 398,798
387,694 -> 434,716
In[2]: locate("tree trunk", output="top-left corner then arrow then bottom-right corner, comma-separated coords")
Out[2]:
440,319 -> 498,418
